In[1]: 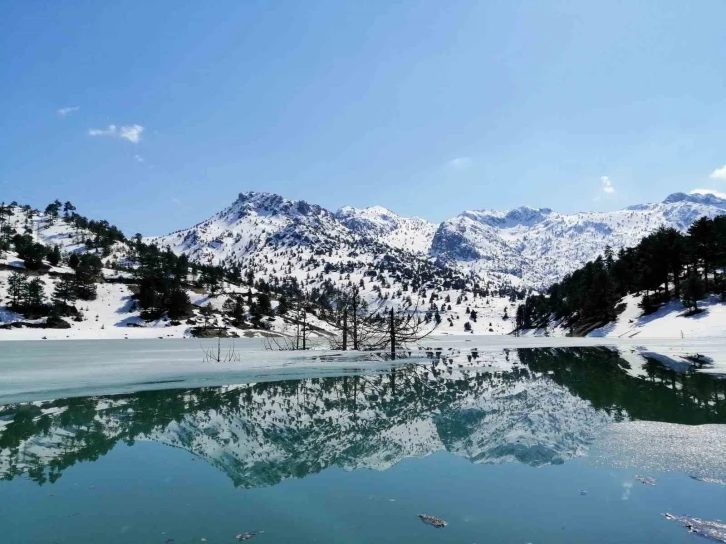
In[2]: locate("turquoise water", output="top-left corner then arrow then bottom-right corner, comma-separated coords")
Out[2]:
1,347 -> 724,543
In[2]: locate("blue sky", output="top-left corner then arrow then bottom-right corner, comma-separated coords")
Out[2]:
2,0 -> 726,235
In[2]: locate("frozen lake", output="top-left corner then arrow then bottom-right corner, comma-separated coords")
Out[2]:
0,344 -> 725,543
2,335 -> 726,404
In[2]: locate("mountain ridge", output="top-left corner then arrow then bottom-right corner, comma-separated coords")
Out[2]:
151,190 -> 726,289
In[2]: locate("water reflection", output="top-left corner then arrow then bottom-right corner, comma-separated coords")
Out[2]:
1,347 -> 724,488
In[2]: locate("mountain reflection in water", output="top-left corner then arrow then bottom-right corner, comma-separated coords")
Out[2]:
1,347 -> 724,488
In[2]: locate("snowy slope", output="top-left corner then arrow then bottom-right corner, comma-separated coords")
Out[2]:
1,204 -> 128,265
432,191 -> 726,287
518,290 -> 726,341
151,190 -> 726,292
5,190 -> 726,341
148,191 -> 493,335
590,293 -> 726,339
146,192 -> 353,266
0,263 -> 300,341
335,205 -> 437,254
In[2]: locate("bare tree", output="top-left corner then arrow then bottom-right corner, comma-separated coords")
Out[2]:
263,291 -> 315,351
202,338 -> 241,363
324,286 -> 436,358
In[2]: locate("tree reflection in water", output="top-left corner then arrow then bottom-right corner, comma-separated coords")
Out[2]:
1,347 -> 723,487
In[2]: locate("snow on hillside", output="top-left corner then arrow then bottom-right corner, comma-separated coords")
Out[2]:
146,192 -> 353,265
1,204 -> 128,265
0,242 -> 518,341
148,191 -> 506,337
0,262 -> 284,340
5,189 -> 726,342
590,293 -> 726,339
432,191 -> 726,287
141,189 -> 726,341
335,205 -> 437,254
519,291 -> 726,341
151,190 -> 726,293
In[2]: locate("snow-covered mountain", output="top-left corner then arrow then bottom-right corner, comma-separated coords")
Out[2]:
0,204 -> 128,266
4,189 -> 725,341
152,190 -> 726,290
147,192 -> 353,265
335,205 -> 437,254
432,191 -> 726,287
148,191 -> 481,323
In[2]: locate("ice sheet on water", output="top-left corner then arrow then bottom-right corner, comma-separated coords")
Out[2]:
590,422 -> 726,480
664,513 -> 726,543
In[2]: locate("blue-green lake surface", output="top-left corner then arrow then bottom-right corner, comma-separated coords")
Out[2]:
1,346 -> 725,543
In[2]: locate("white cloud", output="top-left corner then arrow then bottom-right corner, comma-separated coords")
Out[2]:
449,157 -> 472,169
57,106 -> 79,117
134,154 -> 145,163
119,124 -> 144,143
88,124 -> 144,143
89,125 -> 117,137
171,198 -> 181,206
709,164 -> 726,179
601,176 -> 615,194
690,188 -> 726,199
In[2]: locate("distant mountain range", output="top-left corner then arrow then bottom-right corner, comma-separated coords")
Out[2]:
150,190 -> 726,289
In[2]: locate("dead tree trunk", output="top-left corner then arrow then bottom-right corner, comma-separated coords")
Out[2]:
302,309 -> 307,350
352,292 -> 359,350
295,300 -> 301,350
390,308 -> 395,360
342,309 -> 348,350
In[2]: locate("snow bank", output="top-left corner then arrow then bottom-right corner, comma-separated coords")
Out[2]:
590,293 -> 726,339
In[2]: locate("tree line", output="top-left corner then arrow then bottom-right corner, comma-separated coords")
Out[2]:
516,215 -> 726,333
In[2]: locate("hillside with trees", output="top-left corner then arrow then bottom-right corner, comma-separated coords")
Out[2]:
515,216 -> 726,335
0,199 -> 520,342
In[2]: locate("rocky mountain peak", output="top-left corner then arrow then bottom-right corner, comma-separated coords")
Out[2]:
152,189 -> 726,290
663,191 -> 726,208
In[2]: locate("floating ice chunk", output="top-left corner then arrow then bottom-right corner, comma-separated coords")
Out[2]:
663,513 -> 726,543
419,514 -> 447,528
635,475 -> 656,486
236,531 -> 262,541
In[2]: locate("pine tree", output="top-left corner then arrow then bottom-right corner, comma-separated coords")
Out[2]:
603,245 -> 614,270
688,217 -> 716,288
277,295 -> 290,315
167,287 -> 191,319
52,277 -> 77,308
200,303 -> 214,329
7,272 -> 27,308
24,277 -> 45,309
14,234 -> 46,270
68,252 -> 80,270
256,292 -> 272,316
44,200 -> 62,224
47,245 -> 62,267
63,201 -> 76,218
682,271 -> 705,312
